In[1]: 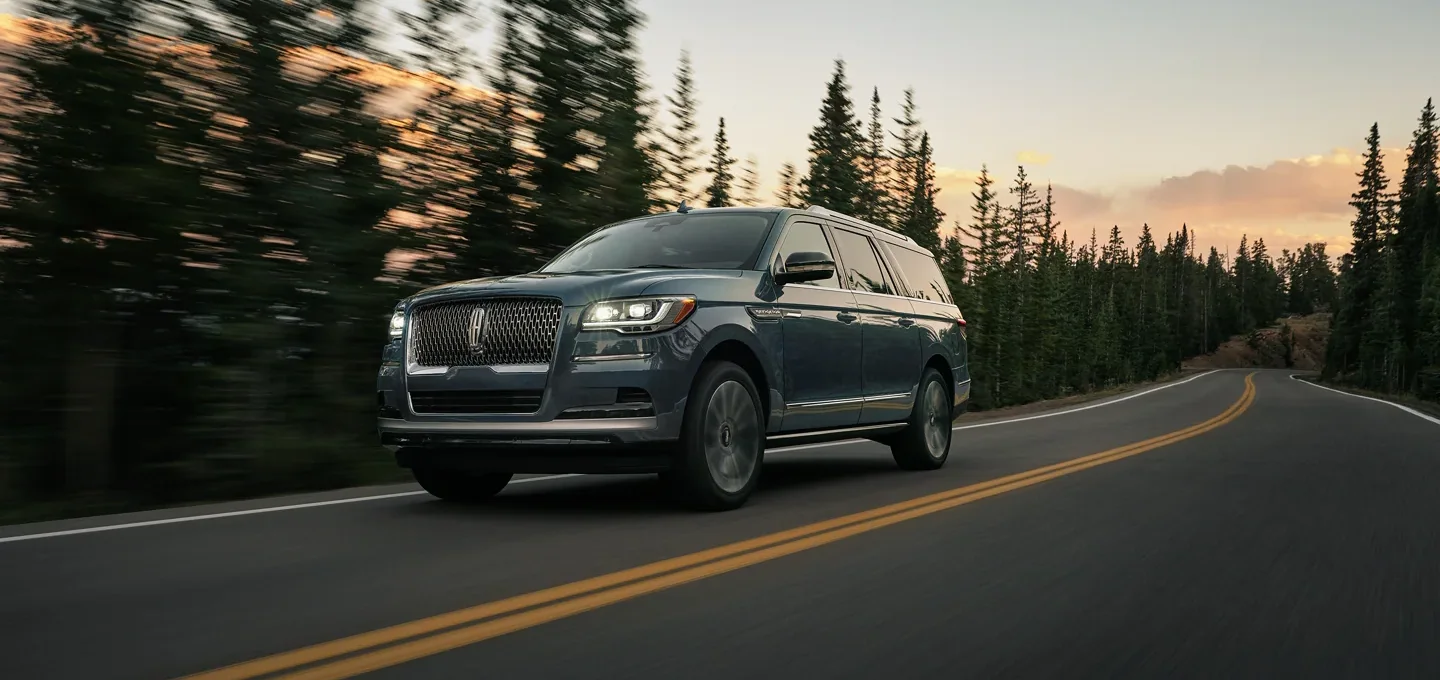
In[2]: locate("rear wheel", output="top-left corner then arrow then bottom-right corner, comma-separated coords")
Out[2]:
666,360 -> 764,511
412,467 -> 513,502
890,367 -> 952,470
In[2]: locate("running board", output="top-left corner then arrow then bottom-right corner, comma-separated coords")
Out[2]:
765,422 -> 908,449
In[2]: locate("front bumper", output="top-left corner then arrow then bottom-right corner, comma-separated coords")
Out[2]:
376,305 -> 705,471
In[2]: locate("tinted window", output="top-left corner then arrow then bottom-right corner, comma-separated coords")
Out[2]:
541,212 -> 774,273
773,220 -> 840,288
831,229 -> 893,295
884,243 -> 953,304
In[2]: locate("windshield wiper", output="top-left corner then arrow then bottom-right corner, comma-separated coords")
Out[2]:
632,263 -> 693,269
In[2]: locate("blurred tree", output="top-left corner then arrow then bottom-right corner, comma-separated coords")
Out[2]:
590,0 -> 663,223
704,117 -> 734,207
775,162 -> 800,208
661,49 -> 702,207
736,156 -> 761,207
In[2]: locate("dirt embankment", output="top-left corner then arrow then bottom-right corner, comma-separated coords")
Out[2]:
1183,313 -> 1331,371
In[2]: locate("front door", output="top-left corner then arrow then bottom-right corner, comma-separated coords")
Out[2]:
828,226 -> 922,425
771,218 -> 863,432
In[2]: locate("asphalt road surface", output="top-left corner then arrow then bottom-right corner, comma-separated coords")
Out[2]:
3,369 -> 1439,680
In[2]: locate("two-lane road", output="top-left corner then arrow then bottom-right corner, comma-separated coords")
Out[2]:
3,370 -> 1438,679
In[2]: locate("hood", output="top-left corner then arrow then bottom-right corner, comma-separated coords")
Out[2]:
405,268 -> 745,307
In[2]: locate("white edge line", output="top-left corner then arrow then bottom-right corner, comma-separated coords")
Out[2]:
0,474 -> 583,544
1289,374 -> 1440,427
3,371 -> 1222,544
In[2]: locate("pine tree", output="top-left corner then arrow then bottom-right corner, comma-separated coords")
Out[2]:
775,162 -> 801,208
705,117 -> 735,207
857,87 -> 889,224
1007,166 -> 1039,270
887,88 -> 921,227
736,156 -> 761,207
958,165 -> 995,247
798,59 -> 865,213
895,131 -> 942,251
1417,236 -> 1440,399
1383,99 -> 1439,389
662,49 -> 703,206
1326,123 -> 1391,380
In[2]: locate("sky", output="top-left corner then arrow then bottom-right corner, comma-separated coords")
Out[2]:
622,0 -> 1439,256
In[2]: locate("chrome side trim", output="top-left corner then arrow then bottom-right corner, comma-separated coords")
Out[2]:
785,396 -> 865,410
863,392 -> 912,403
767,422 -> 905,442
851,288 -> 960,314
378,417 -> 657,434
573,353 -> 653,363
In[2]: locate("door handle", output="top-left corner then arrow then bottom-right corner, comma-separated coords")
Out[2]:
897,318 -> 916,327
837,312 -> 858,324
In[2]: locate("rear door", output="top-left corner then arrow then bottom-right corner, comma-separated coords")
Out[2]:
880,241 -> 970,408
827,225 -> 922,425
771,217 -> 864,431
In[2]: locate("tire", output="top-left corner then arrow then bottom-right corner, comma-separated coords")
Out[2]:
666,360 -> 765,511
890,367 -> 952,471
412,467 -> 513,503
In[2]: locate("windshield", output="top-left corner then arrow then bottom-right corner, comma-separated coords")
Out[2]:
539,212 -> 776,273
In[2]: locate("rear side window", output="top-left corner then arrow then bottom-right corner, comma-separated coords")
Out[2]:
774,220 -> 840,288
884,244 -> 953,304
830,228 -> 894,295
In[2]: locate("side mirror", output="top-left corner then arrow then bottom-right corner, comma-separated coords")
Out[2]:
775,251 -> 836,285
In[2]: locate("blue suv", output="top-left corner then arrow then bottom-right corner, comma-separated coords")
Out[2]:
377,205 -> 970,510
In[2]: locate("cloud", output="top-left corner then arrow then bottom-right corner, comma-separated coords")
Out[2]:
1016,150 -> 1053,166
932,147 -> 1408,257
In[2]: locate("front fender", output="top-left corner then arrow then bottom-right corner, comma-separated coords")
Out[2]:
680,308 -> 785,432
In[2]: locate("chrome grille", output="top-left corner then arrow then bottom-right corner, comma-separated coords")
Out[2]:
409,297 -> 563,367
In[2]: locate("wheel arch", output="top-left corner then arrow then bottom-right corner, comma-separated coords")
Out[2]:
686,325 -> 779,428
923,352 -> 954,406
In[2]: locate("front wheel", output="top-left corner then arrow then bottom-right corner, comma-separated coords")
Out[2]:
666,360 -> 764,511
412,467 -> 513,502
890,367 -> 952,470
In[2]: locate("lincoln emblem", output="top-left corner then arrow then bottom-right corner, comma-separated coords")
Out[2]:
467,307 -> 487,352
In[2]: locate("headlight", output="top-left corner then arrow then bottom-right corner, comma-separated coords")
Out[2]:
388,310 -> 406,338
581,296 -> 696,333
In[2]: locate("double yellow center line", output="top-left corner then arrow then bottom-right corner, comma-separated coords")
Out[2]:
185,372 -> 1257,680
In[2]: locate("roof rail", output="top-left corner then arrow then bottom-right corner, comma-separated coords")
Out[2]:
804,205 -> 916,244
